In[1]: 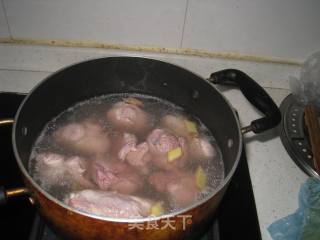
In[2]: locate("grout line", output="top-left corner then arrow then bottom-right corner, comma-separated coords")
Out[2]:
0,37 -> 302,66
264,86 -> 291,91
0,68 -> 52,73
179,0 -> 189,48
1,0 -> 12,39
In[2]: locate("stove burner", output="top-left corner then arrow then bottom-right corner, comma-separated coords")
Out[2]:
279,94 -> 319,177
0,92 -> 261,240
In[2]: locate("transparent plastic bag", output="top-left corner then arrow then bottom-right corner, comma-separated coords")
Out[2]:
268,177 -> 320,240
289,51 -> 320,108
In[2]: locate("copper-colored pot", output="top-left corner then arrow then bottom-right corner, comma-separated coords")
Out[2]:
0,57 -> 280,239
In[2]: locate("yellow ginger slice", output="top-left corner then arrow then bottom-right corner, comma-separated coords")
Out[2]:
150,201 -> 164,216
195,166 -> 207,189
167,147 -> 182,162
184,120 -> 198,135
123,97 -> 143,106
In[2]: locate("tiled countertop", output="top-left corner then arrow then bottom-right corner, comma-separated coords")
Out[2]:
0,44 -> 308,240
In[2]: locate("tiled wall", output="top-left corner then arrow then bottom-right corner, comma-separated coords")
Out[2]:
0,1 -> 9,37
1,0 -> 320,61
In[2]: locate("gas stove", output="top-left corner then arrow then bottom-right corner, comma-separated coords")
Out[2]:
0,92 -> 261,240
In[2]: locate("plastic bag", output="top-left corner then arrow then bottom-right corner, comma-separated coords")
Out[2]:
268,177 -> 320,240
289,51 -> 320,108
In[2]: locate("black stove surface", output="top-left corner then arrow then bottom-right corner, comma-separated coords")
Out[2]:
0,92 -> 261,240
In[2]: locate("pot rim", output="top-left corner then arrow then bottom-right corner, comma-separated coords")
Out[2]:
12,56 -> 243,223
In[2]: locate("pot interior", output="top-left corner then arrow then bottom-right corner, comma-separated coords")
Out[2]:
14,57 -> 241,199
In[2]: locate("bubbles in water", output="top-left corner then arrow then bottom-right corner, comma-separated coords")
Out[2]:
29,93 -> 225,217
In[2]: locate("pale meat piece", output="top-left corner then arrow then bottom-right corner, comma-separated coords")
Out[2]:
149,170 -> 199,208
146,128 -> 188,170
161,115 -> 217,162
89,159 -> 142,194
53,119 -> 110,157
111,132 -> 137,161
35,153 -> 94,189
126,142 -> 152,174
64,190 -> 152,218
189,137 -> 217,162
64,156 -> 95,188
112,132 -> 152,174
160,115 -> 191,138
106,101 -> 151,134
35,153 -> 65,185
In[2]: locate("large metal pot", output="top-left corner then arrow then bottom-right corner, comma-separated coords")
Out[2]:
0,57 -> 280,239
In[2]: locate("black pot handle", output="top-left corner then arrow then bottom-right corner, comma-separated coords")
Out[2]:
208,69 -> 281,134
0,119 -> 31,205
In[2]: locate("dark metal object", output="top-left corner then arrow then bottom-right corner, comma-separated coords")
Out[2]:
0,186 -> 7,205
208,69 -> 281,134
5,187 -> 30,198
0,120 -> 30,204
279,94 -> 319,178
0,119 -> 14,125
0,92 -> 36,239
304,105 -> 320,173
0,57 -> 277,239
0,92 -> 261,240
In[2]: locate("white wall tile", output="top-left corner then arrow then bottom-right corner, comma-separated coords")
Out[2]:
183,0 -> 320,61
0,0 -> 9,38
3,0 -> 187,48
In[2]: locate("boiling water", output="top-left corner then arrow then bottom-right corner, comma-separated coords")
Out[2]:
29,93 -> 224,217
